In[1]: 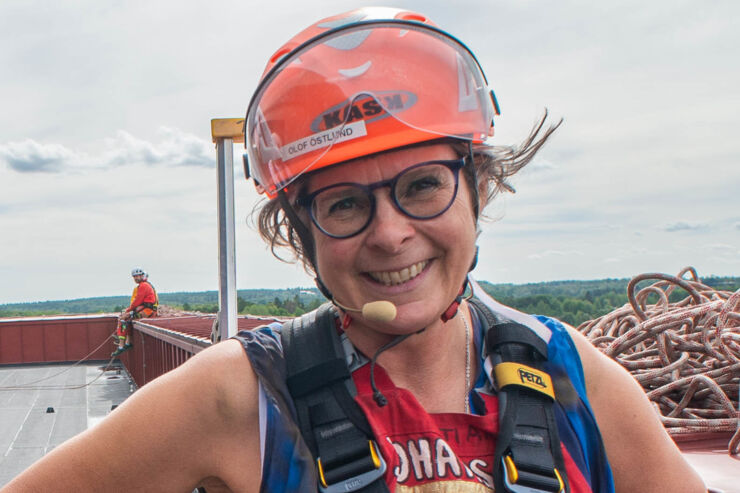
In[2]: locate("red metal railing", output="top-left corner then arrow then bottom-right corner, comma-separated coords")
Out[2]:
0,315 -> 211,390
0,314 -> 277,389
116,320 -> 211,388
0,315 -> 117,364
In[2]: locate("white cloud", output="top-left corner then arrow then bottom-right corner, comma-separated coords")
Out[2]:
102,127 -> 214,168
1,0 -> 739,303
0,128 -> 214,174
704,243 -> 737,253
662,221 -> 710,232
527,249 -> 584,260
0,139 -> 84,173
525,157 -> 558,172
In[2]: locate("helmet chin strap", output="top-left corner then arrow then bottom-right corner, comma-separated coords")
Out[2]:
278,190 -> 318,269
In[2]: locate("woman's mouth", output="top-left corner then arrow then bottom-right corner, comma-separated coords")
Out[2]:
367,260 -> 429,286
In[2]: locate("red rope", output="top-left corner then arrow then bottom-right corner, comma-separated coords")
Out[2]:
579,267 -> 740,456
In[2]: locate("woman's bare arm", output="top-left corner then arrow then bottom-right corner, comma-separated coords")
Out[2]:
2,339 -> 261,492
567,327 -> 706,493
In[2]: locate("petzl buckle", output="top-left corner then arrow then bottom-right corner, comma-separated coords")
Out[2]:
502,455 -> 564,493
317,440 -> 387,493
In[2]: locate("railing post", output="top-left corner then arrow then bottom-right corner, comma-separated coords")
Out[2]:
211,119 -> 245,341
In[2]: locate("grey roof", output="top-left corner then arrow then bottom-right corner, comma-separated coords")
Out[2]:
0,361 -> 134,486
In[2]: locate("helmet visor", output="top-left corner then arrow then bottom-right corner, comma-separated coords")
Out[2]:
246,21 -> 496,196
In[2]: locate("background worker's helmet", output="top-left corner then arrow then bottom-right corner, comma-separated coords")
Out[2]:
131,268 -> 147,279
244,6 -> 500,198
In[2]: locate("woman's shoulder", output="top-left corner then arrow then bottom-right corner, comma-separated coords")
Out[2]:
232,322 -> 287,380
163,338 -> 261,424
533,314 -> 605,396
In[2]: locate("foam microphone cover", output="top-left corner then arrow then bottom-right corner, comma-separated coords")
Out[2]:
361,301 -> 397,323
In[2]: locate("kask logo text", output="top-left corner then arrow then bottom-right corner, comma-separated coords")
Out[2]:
310,91 -> 417,132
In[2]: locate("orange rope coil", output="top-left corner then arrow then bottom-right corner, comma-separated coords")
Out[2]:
578,267 -> 740,455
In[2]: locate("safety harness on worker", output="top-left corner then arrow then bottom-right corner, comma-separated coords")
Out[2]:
134,281 -> 159,313
281,294 -> 570,493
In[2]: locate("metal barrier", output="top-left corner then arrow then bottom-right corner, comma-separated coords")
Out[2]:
0,315 -> 117,364
118,319 -> 211,388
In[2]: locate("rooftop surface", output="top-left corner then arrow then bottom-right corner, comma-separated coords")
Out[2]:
0,361 -> 133,486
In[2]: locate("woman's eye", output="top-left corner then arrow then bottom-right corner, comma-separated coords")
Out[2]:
328,196 -> 358,214
402,176 -> 442,197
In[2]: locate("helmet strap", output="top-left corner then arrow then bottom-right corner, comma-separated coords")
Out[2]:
277,190 -> 335,303
465,140 -> 480,221
314,276 -> 333,300
441,276 -> 471,322
278,190 -> 318,268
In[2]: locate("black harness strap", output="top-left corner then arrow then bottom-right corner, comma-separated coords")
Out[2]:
283,298 -> 571,493
470,299 -> 570,493
281,303 -> 389,493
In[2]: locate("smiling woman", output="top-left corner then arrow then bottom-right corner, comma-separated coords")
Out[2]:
3,6 -> 707,493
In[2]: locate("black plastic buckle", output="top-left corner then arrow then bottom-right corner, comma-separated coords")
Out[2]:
317,440 -> 387,493
502,455 -> 564,493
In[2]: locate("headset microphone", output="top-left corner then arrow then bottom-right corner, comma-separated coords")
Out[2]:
332,299 -> 397,323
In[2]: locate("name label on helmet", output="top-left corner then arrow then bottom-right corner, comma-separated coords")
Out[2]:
281,120 -> 367,161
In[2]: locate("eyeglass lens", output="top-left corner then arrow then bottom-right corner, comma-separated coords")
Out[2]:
309,161 -> 461,238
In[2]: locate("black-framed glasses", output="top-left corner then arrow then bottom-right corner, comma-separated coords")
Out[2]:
297,158 -> 466,238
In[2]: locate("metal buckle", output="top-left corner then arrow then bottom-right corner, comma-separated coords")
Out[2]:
318,440 -> 387,493
502,455 -> 564,493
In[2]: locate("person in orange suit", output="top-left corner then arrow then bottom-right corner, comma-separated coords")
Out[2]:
112,267 -> 157,357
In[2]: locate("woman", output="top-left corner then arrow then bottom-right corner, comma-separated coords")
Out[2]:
4,7 -> 705,493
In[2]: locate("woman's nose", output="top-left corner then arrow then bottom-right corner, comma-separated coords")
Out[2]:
363,192 -> 415,252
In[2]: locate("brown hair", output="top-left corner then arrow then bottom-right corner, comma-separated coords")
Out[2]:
251,111 -> 561,275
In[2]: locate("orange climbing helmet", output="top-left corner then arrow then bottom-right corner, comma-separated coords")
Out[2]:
244,6 -> 500,198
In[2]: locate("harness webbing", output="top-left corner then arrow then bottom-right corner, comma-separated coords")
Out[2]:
471,298 -> 569,493
281,304 -> 389,493
134,281 -> 159,312
282,299 -> 571,493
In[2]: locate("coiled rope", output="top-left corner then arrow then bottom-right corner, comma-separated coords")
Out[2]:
578,267 -> 740,456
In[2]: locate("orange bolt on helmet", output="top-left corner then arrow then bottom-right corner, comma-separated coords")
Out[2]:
244,6 -> 500,198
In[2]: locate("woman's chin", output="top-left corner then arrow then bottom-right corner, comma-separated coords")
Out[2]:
373,304 -> 442,334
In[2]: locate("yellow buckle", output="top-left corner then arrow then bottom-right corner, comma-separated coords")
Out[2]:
317,441 -> 382,489
503,455 -> 565,493
504,454 -> 519,483
554,467 -> 565,493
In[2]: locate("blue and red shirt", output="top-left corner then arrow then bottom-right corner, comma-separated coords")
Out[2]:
235,286 -> 615,492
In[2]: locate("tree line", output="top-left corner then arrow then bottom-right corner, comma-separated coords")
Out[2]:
2,277 -> 737,325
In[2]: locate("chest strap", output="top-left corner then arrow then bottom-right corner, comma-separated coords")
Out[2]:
471,298 -> 569,493
135,282 -> 159,311
281,303 -> 389,493
283,299 -> 570,493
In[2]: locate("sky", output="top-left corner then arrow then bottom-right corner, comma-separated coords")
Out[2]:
0,0 -> 738,304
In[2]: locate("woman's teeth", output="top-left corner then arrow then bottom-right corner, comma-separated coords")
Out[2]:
368,261 -> 428,286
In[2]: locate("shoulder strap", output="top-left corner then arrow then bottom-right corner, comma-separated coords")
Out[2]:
469,297 -> 570,493
148,282 -> 159,308
281,303 -> 389,493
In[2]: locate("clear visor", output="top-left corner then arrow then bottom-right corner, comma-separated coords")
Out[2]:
246,21 -> 496,196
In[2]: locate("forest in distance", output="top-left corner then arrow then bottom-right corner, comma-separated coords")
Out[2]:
1,276 -> 738,327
